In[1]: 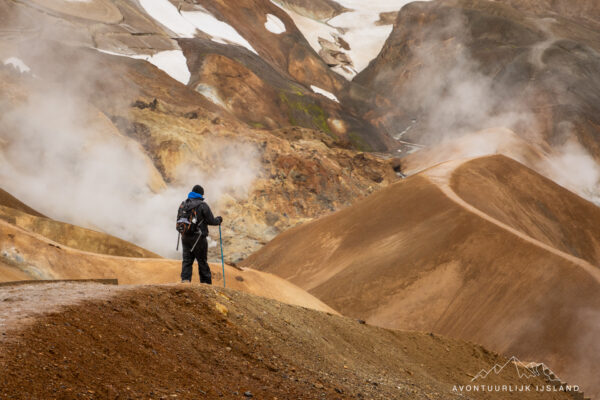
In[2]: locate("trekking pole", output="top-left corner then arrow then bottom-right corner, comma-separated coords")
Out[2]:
176,232 -> 180,251
219,224 -> 226,288
190,220 -> 204,252
190,234 -> 202,252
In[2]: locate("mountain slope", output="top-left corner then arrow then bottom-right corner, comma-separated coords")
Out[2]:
451,156 -> 600,265
0,188 -> 46,218
353,0 -> 600,174
242,155 -> 600,397
0,204 -> 159,259
0,282 -> 578,400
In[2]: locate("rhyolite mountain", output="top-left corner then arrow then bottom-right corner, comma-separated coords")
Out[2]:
352,0 -> 600,162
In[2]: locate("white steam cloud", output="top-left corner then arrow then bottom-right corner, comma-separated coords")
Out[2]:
540,138 -> 600,205
0,82 -> 261,258
389,12 -> 534,145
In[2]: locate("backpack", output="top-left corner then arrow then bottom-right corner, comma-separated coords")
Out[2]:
176,200 -> 203,235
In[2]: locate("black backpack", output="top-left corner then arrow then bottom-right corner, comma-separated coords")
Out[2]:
176,200 -> 203,235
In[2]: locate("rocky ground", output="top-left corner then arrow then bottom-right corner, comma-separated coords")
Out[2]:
0,282 -> 580,400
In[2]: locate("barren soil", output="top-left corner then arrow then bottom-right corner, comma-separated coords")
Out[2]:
0,282 -> 575,400
243,155 -> 600,398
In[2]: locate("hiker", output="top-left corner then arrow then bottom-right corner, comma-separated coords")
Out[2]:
176,185 -> 223,284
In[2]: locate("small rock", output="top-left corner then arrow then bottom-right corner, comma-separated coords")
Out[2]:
357,319 -> 366,324
335,388 -> 343,394
244,391 -> 253,397
313,383 -> 324,389
215,303 -> 228,316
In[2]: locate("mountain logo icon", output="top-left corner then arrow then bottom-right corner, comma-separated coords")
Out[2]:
471,356 -> 562,383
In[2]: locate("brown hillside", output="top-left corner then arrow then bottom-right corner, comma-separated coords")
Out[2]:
0,282 -> 577,400
0,187 -> 158,258
0,205 -> 159,258
451,156 -> 600,265
242,155 -> 600,397
0,187 -> 45,217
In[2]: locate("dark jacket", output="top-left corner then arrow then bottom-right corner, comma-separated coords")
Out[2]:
180,198 -> 220,236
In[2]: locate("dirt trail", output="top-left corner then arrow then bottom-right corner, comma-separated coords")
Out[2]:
422,159 -> 600,283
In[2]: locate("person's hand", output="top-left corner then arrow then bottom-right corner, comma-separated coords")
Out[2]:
216,216 -> 223,225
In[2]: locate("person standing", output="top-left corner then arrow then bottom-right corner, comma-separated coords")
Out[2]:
177,185 -> 222,284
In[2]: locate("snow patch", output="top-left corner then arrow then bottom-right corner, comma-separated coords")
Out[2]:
96,49 -> 190,85
96,48 -> 146,59
310,85 -> 339,103
265,14 -> 286,34
138,0 -> 196,38
182,11 -> 258,54
146,50 -> 191,85
3,57 -> 31,74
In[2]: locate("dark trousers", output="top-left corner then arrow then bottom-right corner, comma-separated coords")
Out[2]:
181,234 -> 212,284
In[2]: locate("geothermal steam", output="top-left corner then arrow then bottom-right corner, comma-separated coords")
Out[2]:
0,83 -> 261,258
392,11 -> 600,204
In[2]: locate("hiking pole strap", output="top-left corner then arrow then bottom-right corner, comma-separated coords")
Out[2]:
176,232 -> 180,251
